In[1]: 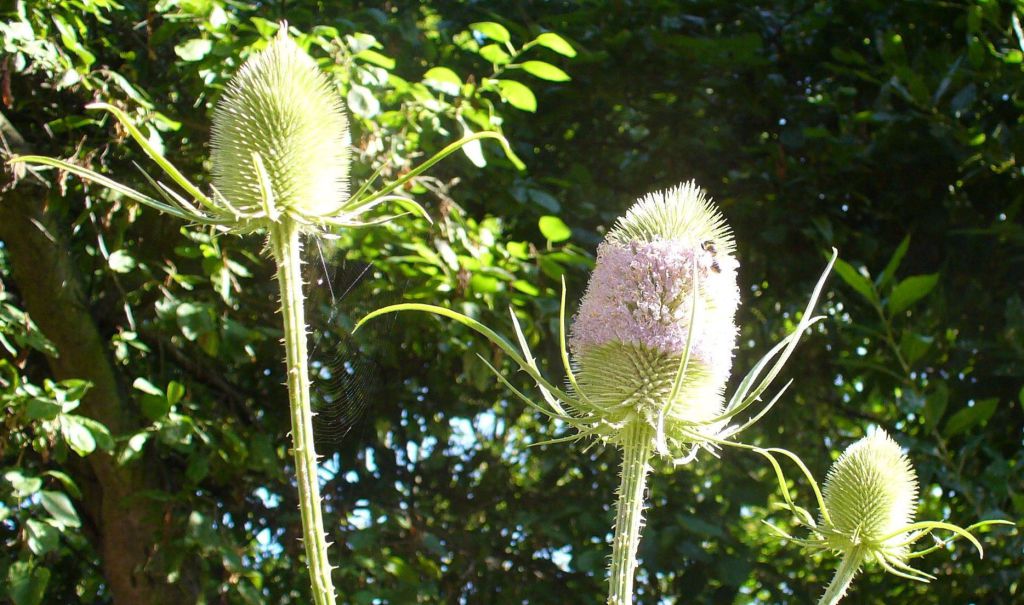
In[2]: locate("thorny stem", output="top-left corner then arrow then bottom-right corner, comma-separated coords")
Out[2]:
269,218 -> 336,605
607,421 -> 655,605
818,546 -> 865,605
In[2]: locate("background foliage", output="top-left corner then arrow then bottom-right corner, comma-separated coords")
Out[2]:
1,1 -> 1021,604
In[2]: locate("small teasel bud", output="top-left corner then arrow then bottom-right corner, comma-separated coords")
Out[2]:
211,27 -> 351,223
569,182 -> 740,438
821,429 -> 918,554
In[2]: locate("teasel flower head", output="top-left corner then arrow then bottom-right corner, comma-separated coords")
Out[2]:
764,428 -> 1012,604
357,181 -> 837,463
8,22 -> 523,234
819,429 -> 919,557
568,183 -> 740,442
210,28 -> 351,227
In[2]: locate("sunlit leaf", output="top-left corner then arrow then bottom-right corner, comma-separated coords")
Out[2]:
533,32 -> 577,57
470,21 -> 511,44
494,79 -> 537,112
538,216 -> 572,242
519,60 -> 570,81
832,257 -> 877,304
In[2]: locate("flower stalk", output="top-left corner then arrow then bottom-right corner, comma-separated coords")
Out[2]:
819,546 -> 864,605
608,421 -> 655,605
269,216 -> 335,605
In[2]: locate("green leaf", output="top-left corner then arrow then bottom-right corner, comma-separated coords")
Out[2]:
119,432 -> 149,464
422,67 -> 462,96
141,393 -> 171,421
519,60 -> 570,81
108,249 -> 136,273
943,397 -> 998,437
533,32 -> 576,57
42,470 -> 81,499
347,84 -> 381,118
876,234 -> 910,288
174,38 -> 213,62
40,491 -> 81,529
887,273 -> 939,315
527,188 -> 561,212
60,379 -> 91,402
4,470 -> 42,497
899,332 -> 933,365
479,44 -> 511,65
71,416 -> 114,452
186,454 -> 210,483
538,216 -> 571,242
470,21 -> 511,44
7,561 -> 50,605
495,80 -> 537,112
25,398 -> 61,420
61,416 -> 96,456
355,49 -> 395,69
832,257 -> 877,304
133,377 -> 163,396
175,303 -> 216,341
26,519 -> 59,555
51,14 -> 96,67
166,380 -> 185,406
469,274 -> 501,293
511,280 -> 540,296
923,383 -> 948,433
458,120 -> 486,168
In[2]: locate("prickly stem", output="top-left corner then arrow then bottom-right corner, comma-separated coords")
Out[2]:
269,217 -> 336,605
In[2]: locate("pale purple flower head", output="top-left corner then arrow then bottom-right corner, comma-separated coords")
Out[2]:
570,239 -> 738,369
569,182 -> 740,425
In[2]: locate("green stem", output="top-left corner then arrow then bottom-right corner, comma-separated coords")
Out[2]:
269,218 -> 336,605
607,421 -> 655,605
818,547 -> 865,605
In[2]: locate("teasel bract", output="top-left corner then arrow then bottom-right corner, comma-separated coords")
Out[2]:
10,24 -> 518,605
764,429 -> 1012,605
357,182 -> 837,604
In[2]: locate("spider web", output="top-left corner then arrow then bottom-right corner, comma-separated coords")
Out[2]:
304,238 -> 402,451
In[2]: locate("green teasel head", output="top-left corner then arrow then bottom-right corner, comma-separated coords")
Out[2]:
568,183 -> 740,442
764,427 -> 1012,588
10,22 -> 506,233
210,28 -> 351,227
819,429 -> 919,557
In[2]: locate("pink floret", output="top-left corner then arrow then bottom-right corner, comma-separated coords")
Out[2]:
570,239 -> 739,371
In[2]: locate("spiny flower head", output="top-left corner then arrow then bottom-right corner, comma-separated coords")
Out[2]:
211,28 -> 351,224
569,182 -> 740,437
763,426 -> 1009,593
820,429 -> 919,555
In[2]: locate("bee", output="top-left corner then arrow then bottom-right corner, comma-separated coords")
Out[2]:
701,240 -> 721,273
